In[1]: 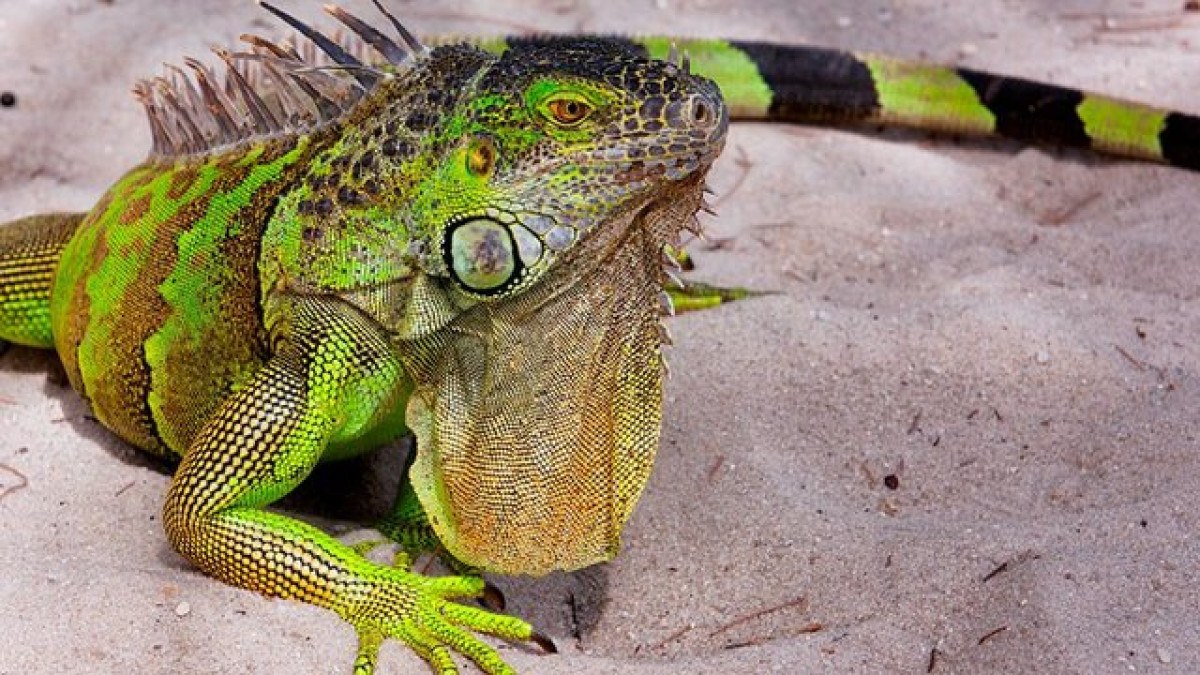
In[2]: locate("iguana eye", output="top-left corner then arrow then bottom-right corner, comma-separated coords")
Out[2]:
444,218 -> 521,294
545,97 -> 593,126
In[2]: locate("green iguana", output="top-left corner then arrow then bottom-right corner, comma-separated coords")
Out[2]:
1,2 -> 1197,674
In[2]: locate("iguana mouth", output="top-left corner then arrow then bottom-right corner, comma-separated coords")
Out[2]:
583,141 -> 725,186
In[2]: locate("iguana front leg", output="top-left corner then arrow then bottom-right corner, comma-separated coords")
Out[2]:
162,295 -> 542,674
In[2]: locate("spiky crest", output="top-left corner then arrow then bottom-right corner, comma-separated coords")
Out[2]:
133,2 -> 426,157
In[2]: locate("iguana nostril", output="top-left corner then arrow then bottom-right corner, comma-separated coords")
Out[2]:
693,100 -> 711,125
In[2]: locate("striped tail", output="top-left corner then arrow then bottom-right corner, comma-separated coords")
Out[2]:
637,39 -> 1200,172
0,213 -> 84,348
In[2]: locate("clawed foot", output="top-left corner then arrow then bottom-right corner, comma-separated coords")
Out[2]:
351,537 -> 508,612
342,561 -> 553,674
665,279 -> 765,313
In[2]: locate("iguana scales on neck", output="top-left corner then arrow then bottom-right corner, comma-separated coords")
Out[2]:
0,2 -> 1196,673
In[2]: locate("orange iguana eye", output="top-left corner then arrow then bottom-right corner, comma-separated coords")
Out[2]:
546,97 -> 592,126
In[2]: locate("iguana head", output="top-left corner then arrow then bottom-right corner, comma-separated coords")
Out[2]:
392,38 -> 728,574
399,38 -> 726,300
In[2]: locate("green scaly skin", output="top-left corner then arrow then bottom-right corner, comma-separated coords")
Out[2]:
2,4 -> 1200,674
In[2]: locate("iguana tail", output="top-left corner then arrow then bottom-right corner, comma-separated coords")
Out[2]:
632,39 -> 1200,171
0,213 -> 84,348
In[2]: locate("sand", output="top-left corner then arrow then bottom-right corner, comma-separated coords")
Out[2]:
1,1 -> 1198,673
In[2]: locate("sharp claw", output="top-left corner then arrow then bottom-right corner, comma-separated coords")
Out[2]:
351,539 -> 384,557
481,582 -> 507,612
391,549 -> 413,569
531,630 -> 558,654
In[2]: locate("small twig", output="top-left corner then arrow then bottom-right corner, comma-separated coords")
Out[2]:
50,413 -> 98,424
978,626 -> 1009,645
708,595 -> 808,639
706,455 -> 725,483
927,646 -> 943,673
1115,344 -> 1148,371
0,462 -> 30,502
115,481 -> 137,497
1039,191 -> 1101,226
907,411 -> 923,435
859,461 -> 878,489
982,561 -> 1009,583
1060,9 -> 1186,24
751,221 -> 798,231
712,145 -> 754,208
722,622 -> 822,650
701,236 -> 737,251
418,551 -> 438,575
1096,15 -> 1185,33
567,590 -> 582,641
1114,345 -> 1170,383
650,624 -> 694,651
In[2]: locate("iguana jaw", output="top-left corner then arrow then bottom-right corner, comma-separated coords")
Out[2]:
404,174 -> 709,575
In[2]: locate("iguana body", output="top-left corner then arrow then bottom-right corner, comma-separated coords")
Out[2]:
1,3 -> 1197,674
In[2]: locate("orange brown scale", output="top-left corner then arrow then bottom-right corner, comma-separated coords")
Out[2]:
166,164 -> 202,201
146,140 -> 314,454
47,137 -> 315,456
51,165 -> 157,395
63,164 -> 219,452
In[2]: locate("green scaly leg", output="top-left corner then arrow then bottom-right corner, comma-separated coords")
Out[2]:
0,213 -> 84,348
660,245 -> 766,314
666,279 -> 765,314
162,296 -> 544,674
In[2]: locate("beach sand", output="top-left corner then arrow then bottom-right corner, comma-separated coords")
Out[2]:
1,1 -> 1198,672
